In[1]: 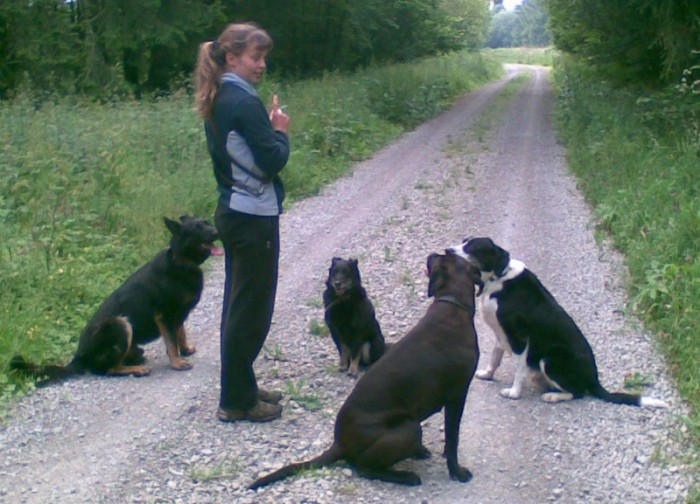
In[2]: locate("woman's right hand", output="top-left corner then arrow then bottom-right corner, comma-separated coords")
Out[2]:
270,95 -> 290,133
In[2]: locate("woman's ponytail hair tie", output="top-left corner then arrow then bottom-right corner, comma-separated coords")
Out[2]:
210,40 -> 225,65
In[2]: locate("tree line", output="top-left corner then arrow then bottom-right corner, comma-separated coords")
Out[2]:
3,1 -> 696,98
488,0 -> 550,49
545,0 -> 700,86
0,0 -> 490,100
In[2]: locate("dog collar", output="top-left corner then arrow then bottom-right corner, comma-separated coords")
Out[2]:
435,295 -> 473,314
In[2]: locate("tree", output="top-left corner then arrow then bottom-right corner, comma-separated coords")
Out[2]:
516,0 -> 550,47
487,10 -> 519,48
544,0 -> 700,85
0,0 -> 85,97
0,0 -> 492,99
75,0 -> 224,97
487,0 -> 549,48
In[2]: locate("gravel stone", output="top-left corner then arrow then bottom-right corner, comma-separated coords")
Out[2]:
0,65 -> 692,503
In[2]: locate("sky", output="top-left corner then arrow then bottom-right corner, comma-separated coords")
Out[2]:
502,0 -> 524,10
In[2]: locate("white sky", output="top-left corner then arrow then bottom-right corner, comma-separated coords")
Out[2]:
502,0 -> 524,10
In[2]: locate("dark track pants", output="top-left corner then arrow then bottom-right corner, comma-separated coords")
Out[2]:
215,205 -> 279,411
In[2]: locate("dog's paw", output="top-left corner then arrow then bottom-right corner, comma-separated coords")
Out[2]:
170,359 -> 193,371
414,445 -> 432,460
499,387 -> 521,399
540,392 -> 574,403
180,344 -> 197,356
449,466 -> 473,483
475,369 -> 495,380
133,366 -> 151,377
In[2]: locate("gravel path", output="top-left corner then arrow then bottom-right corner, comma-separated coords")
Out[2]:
0,65 -> 692,503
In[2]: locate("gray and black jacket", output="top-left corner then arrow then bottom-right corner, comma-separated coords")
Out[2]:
205,73 -> 290,216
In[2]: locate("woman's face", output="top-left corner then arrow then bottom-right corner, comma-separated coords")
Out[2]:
227,46 -> 268,84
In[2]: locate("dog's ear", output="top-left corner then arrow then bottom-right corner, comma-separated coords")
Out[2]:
350,258 -> 361,281
426,255 -> 443,298
164,217 -> 182,235
493,243 -> 510,276
427,267 -> 443,298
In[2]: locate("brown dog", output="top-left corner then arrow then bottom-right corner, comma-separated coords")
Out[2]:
249,250 -> 483,488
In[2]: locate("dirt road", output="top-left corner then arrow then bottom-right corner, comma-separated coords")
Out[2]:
0,65 -> 690,503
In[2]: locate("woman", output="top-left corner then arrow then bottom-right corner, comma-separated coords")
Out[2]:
195,23 -> 291,423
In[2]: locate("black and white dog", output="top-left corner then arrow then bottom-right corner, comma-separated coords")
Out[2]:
448,237 -> 667,408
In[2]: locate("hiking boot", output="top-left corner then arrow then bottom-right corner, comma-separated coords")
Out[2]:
257,388 -> 283,404
217,401 -> 282,423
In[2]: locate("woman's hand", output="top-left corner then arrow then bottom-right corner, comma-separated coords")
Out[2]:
270,94 -> 290,133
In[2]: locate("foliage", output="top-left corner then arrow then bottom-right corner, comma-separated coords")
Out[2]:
364,52 -> 499,128
285,380 -> 322,411
488,0 -> 550,48
544,0 -> 700,86
0,0 -> 491,100
484,47 -> 555,67
0,50 -> 500,398
488,10 -> 520,48
230,0 -> 489,74
552,55 -> 700,445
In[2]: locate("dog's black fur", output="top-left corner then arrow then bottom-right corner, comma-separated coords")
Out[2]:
449,237 -> 667,408
323,257 -> 386,376
11,216 -> 222,385
250,251 -> 483,489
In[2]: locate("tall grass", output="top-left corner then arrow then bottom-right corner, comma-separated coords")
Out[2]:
0,51 -> 500,402
483,47 -> 556,67
552,55 -> 700,477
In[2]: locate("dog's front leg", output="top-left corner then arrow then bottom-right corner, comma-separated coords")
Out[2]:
475,342 -> 504,380
339,344 -> 351,372
156,315 -> 192,371
348,353 -> 361,377
176,326 -> 196,356
443,395 -> 472,483
500,347 -> 528,399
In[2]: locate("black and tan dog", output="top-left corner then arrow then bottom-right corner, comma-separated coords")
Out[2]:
11,216 -> 222,385
448,236 -> 667,408
250,251 -> 483,489
323,257 -> 386,376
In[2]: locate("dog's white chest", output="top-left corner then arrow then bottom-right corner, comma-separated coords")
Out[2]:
479,293 -> 512,353
477,260 -> 525,354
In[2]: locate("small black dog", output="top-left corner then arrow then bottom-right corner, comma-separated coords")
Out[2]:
11,216 -> 222,385
249,251 -> 483,489
323,257 -> 386,376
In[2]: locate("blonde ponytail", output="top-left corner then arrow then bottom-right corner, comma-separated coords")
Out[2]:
194,41 -> 225,120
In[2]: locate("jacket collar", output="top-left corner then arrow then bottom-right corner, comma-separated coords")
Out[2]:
221,72 -> 257,96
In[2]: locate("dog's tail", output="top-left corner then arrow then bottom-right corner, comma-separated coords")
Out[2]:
592,384 -> 668,409
9,355 -> 79,386
248,443 -> 343,490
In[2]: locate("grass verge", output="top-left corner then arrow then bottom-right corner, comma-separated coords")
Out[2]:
552,54 -> 700,497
